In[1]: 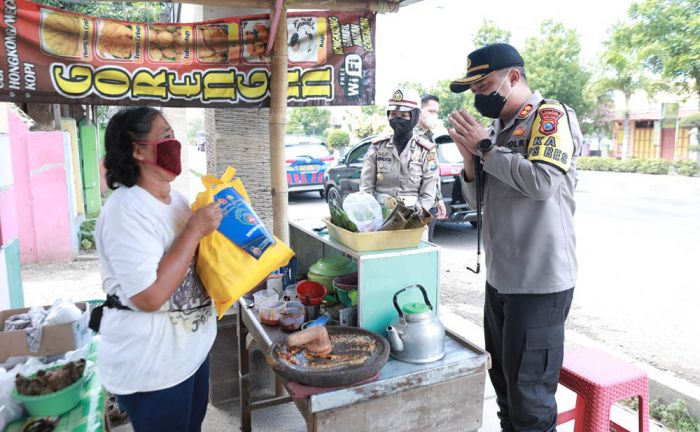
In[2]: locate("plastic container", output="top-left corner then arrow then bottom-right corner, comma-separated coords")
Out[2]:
253,289 -> 278,311
267,274 -> 284,295
286,300 -> 304,310
258,300 -> 286,326
282,286 -> 298,301
279,307 -> 305,332
296,281 -> 327,306
323,217 -> 425,252
12,369 -> 86,417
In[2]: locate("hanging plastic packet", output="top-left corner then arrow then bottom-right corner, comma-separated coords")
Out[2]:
342,191 -> 384,232
215,186 -> 275,259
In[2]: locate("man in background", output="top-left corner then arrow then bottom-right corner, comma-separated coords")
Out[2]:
414,94 -> 447,242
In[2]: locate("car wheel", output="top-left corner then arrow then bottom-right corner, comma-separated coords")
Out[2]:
327,186 -> 342,209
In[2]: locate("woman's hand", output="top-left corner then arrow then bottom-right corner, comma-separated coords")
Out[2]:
187,202 -> 222,237
131,203 -> 221,312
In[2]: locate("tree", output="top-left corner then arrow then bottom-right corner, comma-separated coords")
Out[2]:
472,19 -> 511,47
628,0 -> 700,108
521,20 -> 592,126
349,108 -> 388,139
286,107 -> 331,136
424,79 -> 489,126
326,129 -> 350,149
38,1 -> 171,22
590,23 -> 662,159
395,80 -> 489,127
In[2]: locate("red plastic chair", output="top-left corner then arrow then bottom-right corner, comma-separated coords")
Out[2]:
557,347 -> 650,432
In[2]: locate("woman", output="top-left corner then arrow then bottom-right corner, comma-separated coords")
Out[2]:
95,107 -> 221,431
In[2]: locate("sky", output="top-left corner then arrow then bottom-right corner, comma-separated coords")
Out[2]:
374,0 -> 635,102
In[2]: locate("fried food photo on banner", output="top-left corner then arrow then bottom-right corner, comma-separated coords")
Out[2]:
148,25 -> 184,62
97,21 -> 133,59
197,25 -> 229,63
243,21 -> 269,61
41,10 -> 80,57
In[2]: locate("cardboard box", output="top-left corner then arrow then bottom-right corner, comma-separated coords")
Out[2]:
0,302 -> 91,362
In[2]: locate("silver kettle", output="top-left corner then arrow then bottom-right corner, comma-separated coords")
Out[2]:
386,284 -> 445,364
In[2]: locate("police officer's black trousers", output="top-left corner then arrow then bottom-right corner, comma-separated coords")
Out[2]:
484,283 -> 574,432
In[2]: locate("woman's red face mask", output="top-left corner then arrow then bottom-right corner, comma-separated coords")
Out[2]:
133,138 -> 182,176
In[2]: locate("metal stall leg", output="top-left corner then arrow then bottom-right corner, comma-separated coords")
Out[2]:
238,307 -> 252,432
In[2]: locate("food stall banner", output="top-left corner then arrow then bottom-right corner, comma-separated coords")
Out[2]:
0,0 -> 376,107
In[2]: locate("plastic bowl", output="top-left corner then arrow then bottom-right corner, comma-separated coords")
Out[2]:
307,272 -> 337,293
308,256 -> 357,277
335,286 -> 355,307
348,289 -> 359,306
12,369 -> 86,417
296,280 -> 327,306
333,272 -> 358,291
333,273 -> 358,307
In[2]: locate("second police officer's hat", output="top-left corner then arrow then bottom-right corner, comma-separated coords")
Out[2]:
387,88 -> 421,112
449,43 -> 524,93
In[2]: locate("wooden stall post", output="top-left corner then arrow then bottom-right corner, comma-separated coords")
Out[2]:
269,5 -> 289,243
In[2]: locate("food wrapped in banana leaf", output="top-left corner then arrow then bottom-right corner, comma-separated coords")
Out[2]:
330,207 -> 358,232
378,205 -> 408,231
405,206 -> 433,229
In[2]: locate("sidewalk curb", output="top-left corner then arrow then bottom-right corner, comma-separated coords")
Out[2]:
440,306 -> 700,422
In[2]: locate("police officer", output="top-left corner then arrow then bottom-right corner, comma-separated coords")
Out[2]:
360,88 -> 439,212
448,43 -> 582,432
414,94 -> 447,241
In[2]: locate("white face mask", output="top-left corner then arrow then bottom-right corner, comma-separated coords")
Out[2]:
423,113 -> 441,130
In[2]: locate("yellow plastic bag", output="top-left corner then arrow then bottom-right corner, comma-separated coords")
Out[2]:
192,167 -> 294,318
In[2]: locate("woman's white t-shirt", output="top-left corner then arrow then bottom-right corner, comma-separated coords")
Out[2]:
95,185 -> 216,395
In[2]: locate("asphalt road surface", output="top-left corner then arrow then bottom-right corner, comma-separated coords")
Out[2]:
288,170 -> 700,385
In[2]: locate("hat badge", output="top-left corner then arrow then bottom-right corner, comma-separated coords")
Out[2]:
392,90 -> 404,102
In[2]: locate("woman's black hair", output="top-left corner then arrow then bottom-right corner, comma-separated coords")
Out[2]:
103,107 -> 162,189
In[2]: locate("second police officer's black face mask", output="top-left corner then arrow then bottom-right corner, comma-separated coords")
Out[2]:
389,110 -> 419,146
473,69 -> 514,119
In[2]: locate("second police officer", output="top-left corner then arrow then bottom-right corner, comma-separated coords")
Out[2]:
360,88 -> 439,213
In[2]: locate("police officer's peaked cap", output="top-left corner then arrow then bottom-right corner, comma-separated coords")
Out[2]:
387,88 -> 421,112
450,43 -> 524,93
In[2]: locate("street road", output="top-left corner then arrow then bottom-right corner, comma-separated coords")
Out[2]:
288,171 -> 700,385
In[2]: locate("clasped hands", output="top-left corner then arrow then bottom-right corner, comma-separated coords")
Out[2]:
447,110 -> 489,162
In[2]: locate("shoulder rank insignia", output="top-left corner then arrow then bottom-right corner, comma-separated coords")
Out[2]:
517,104 -> 534,119
371,135 -> 391,146
527,102 -> 573,174
415,136 -> 436,151
512,125 -> 526,137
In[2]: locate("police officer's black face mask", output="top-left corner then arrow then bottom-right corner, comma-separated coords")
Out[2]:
473,71 -> 513,119
389,110 -> 419,145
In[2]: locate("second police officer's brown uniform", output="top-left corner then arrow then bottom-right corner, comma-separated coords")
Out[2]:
360,89 -> 439,210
